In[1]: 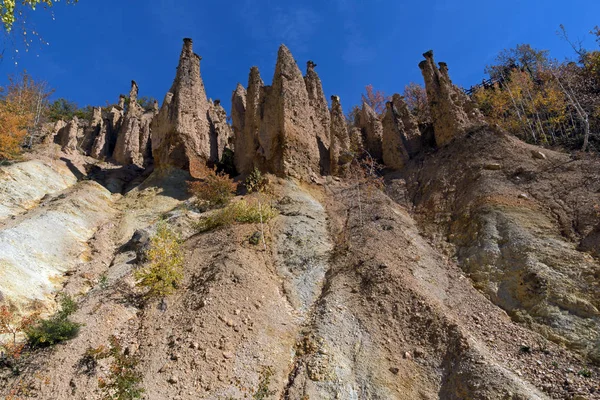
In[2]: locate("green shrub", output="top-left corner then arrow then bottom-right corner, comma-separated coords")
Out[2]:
25,294 -> 81,348
188,167 -> 236,210
134,223 -> 184,300
245,168 -> 269,194
196,198 -> 278,232
253,366 -> 276,399
96,336 -> 144,400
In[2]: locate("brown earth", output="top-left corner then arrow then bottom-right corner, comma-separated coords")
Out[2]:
1,129 -> 599,399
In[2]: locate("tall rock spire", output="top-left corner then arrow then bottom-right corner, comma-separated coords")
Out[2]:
257,45 -> 323,179
235,69 -> 262,175
151,38 -> 212,174
113,80 -> 144,165
382,101 -> 410,170
357,102 -> 383,161
390,94 -> 422,157
304,60 -> 331,174
207,99 -> 233,163
329,95 -> 351,176
419,50 -> 483,147
230,83 -> 247,158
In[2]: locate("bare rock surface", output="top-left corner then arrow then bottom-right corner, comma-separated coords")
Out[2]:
257,45 -> 323,180
152,38 -> 212,174
207,100 -> 233,163
329,95 -> 351,176
235,68 -> 262,175
392,93 -> 422,156
419,50 -> 484,147
357,102 -> 384,160
304,60 -> 331,174
230,83 -> 246,154
382,100 -> 410,170
401,127 -> 600,365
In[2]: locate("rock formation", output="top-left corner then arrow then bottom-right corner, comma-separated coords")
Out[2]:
152,38 -> 213,175
113,81 -> 144,165
79,107 -> 103,155
91,104 -> 123,160
207,100 -> 233,163
235,67 -> 262,175
381,101 -> 410,170
391,93 -> 422,156
329,95 -> 351,176
55,116 -> 80,153
230,83 -> 246,154
304,61 -> 331,174
256,45 -> 323,180
357,102 -> 383,160
419,50 -> 483,147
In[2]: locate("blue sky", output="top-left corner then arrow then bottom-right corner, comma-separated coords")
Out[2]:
1,0 -> 600,113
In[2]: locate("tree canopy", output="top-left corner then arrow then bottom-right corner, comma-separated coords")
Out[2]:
1,0 -> 78,32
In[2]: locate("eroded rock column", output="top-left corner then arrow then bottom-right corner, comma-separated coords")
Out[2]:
419,50 -> 483,147
329,95 -> 351,176
151,38 -> 212,175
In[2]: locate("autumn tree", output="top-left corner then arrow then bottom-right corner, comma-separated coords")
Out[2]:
1,0 -> 78,32
475,37 -> 600,151
403,82 -> 430,124
0,72 -> 52,160
0,305 -> 39,364
361,84 -> 389,116
485,44 -> 551,81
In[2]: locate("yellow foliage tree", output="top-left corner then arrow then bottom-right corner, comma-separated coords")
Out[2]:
1,0 -> 78,32
135,223 -> 184,300
0,72 -> 51,161
474,68 -> 568,145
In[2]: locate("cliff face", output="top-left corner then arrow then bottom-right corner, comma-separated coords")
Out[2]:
2,38 -> 600,400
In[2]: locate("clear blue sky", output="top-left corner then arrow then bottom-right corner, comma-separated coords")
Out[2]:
1,0 -> 599,113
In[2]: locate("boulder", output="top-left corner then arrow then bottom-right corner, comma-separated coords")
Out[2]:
80,107 -> 103,155
91,105 -> 123,160
56,117 -> 80,153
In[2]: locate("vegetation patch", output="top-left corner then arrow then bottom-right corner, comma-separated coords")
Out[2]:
134,222 -> 184,301
188,167 -> 237,210
196,198 -> 278,233
25,294 -> 81,348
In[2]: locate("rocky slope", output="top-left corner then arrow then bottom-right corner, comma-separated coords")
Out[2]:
0,41 -> 599,400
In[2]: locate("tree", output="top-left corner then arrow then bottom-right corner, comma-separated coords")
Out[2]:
0,98 -> 31,161
135,223 -> 184,301
485,44 -> 551,81
403,82 -> 430,124
48,98 -> 93,122
1,0 -> 78,33
361,84 -> 389,116
0,305 -> 39,363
